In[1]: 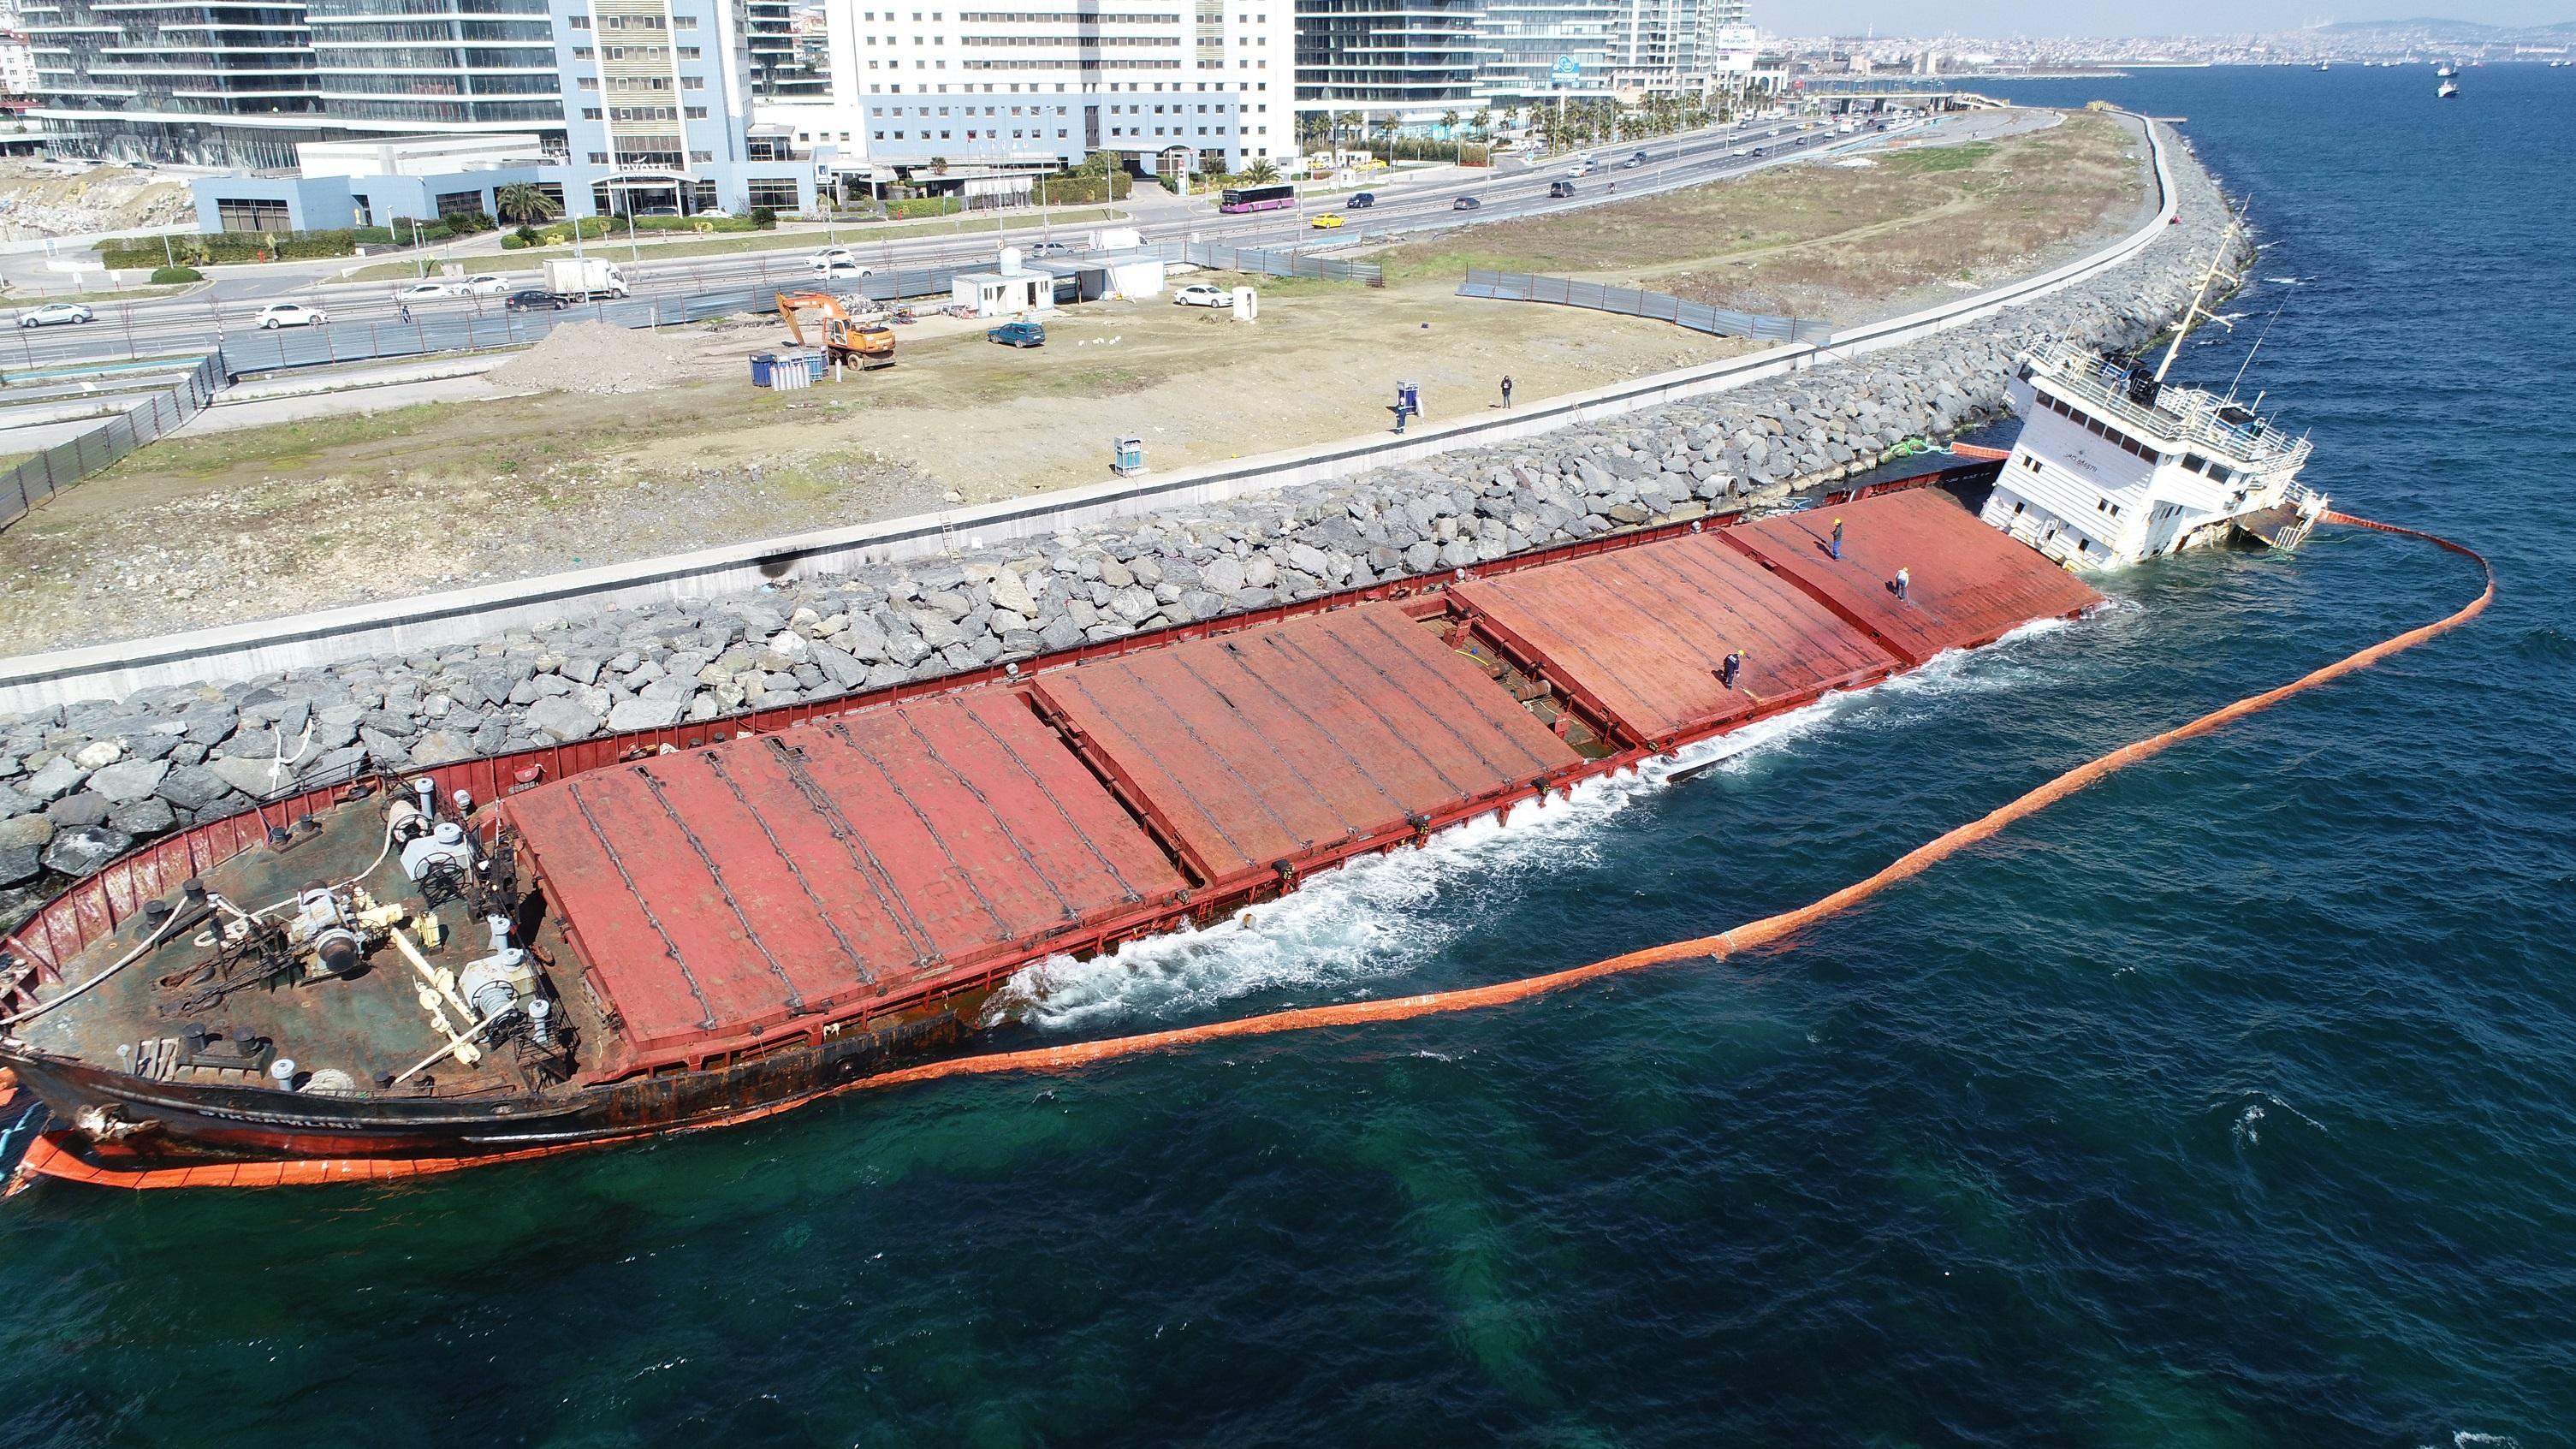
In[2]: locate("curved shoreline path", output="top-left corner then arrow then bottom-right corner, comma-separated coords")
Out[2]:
9,512 -> 2492,1191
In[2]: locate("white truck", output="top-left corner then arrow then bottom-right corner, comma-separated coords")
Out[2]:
543,257 -> 630,301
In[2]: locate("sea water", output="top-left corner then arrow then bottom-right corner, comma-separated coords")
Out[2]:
0,65 -> 2567,1447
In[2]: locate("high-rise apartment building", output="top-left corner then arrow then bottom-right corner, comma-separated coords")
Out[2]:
31,0 -> 815,211
747,0 -> 830,98
1297,0 -> 1748,125
21,0 -> 324,165
1293,0 -> 1478,116
553,0 -> 809,212
773,0 -> 1296,176
309,0 -> 563,130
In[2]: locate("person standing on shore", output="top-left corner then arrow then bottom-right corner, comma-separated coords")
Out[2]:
1500,375 -> 1514,409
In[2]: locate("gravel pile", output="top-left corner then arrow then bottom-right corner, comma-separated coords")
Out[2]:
486,321 -> 691,395
0,127 -> 2240,927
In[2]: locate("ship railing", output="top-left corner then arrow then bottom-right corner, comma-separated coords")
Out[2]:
2024,340 -> 2308,472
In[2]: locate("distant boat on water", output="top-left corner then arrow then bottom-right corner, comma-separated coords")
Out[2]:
2438,79 -> 2460,99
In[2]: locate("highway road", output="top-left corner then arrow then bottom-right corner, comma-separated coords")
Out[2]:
0,110 -> 2034,378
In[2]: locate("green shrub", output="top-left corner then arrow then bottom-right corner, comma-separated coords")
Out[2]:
148,264 -> 202,284
102,223 -> 448,268
1030,168 -> 1131,205
886,197 -> 959,219
751,205 -> 778,229
438,211 -> 496,235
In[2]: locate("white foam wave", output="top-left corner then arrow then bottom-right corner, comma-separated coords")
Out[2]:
2262,275 -> 2306,285
987,622 -> 2083,1036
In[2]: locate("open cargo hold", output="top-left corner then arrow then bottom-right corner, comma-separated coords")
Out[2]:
2,466 -> 2113,1181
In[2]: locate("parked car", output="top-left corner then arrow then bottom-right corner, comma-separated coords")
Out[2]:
988,319 -> 1046,347
395,281 -> 459,300
1452,195 -> 1481,211
633,205 -> 681,217
1348,192 -> 1376,209
1547,180 -> 1576,199
505,288 -> 568,312
16,301 -> 93,329
1172,283 -> 1230,308
253,302 -> 328,329
1309,212 -> 1345,229
697,206 -> 734,219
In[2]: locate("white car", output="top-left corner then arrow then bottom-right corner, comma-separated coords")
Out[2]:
460,274 -> 507,295
808,248 -> 872,277
697,206 -> 734,219
17,301 -> 94,328
395,281 -> 460,300
253,301 -> 329,329
1172,283 -> 1230,307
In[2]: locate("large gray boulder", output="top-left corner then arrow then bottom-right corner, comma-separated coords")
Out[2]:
522,693 -> 603,744
606,697 -> 686,733
85,757 -> 170,805
19,756 -> 90,805
42,825 -> 133,880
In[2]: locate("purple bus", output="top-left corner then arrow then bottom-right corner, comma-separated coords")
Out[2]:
1219,183 -> 1297,214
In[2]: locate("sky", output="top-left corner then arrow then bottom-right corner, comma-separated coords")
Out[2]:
1782,3 -> 2572,36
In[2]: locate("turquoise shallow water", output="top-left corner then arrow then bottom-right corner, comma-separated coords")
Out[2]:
2,66 -> 2568,1448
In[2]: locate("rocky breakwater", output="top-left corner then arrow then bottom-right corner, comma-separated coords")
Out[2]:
0,126 -> 2241,930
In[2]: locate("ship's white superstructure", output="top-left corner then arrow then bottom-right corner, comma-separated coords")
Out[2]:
1985,228 -> 2327,571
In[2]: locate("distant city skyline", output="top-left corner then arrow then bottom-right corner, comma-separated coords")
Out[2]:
1785,4 -> 2571,38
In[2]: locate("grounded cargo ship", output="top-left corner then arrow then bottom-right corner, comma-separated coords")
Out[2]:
0,470 -> 2113,1187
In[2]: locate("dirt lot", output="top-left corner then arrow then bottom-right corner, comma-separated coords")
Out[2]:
1379,113 -> 2147,323
0,116 -> 2152,655
0,287 -> 1742,651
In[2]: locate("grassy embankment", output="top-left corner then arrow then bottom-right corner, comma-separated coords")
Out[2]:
1378,114 -> 2143,320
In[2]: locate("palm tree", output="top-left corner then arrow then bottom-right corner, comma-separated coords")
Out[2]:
1372,112 -> 1398,157
1333,110 -> 1363,149
1472,106 -> 1493,140
495,181 -> 560,227
1237,157 -> 1281,185
1439,108 -> 1460,137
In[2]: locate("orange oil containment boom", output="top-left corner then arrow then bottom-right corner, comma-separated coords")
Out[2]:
6,513 -> 2490,1191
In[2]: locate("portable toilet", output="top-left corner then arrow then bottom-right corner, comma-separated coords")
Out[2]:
1111,436 -> 1145,477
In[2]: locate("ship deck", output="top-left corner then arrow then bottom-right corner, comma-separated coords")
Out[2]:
9,472 -> 2102,1102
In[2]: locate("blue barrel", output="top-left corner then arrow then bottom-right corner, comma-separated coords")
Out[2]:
749,352 -> 775,387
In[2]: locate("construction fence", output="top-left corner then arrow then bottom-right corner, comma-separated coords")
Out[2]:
1456,270 -> 1831,344
0,351 -> 225,535
1166,241 -> 1385,288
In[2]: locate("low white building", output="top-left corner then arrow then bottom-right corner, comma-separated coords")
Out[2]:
951,267 -> 1054,317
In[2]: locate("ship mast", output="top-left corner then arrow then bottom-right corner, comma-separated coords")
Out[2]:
2152,216 -> 2245,384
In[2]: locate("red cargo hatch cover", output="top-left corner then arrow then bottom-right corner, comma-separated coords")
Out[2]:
1451,530 -> 1901,745
1725,489 -> 2100,664
1030,603 -> 1580,886
505,691 -> 1185,1054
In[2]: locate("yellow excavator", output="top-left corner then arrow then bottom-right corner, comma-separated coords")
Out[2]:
775,290 -> 896,371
